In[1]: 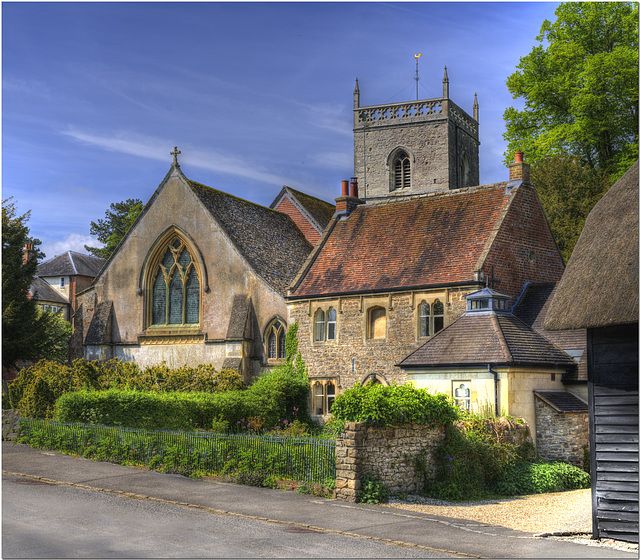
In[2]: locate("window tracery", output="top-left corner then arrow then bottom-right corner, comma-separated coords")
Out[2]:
266,319 -> 286,360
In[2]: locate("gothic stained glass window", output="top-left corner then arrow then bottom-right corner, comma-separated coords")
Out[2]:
268,330 -> 277,359
278,329 -> 286,358
149,238 -> 200,327
168,270 -> 183,324
185,272 -> 199,324
266,320 -> 286,359
152,270 -> 167,325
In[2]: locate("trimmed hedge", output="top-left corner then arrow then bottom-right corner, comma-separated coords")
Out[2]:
55,363 -> 310,431
329,382 -> 459,427
4,359 -> 243,420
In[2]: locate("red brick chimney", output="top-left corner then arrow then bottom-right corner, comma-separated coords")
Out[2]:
509,151 -> 530,183
335,178 -> 363,216
22,243 -> 35,265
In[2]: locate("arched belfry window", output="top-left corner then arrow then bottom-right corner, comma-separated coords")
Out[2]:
149,236 -> 200,327
392,150 -> 411,190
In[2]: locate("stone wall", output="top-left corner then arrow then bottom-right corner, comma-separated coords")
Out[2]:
290,288 -> 474,396
334,422 -> 446,501
2,409 -> 20,440
534,397 -> 589,467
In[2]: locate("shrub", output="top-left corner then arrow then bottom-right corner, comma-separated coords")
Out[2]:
358,474 -> 389,504
5,358 -> 243,419
494,460 -> 590,496
330,382 -> 459,427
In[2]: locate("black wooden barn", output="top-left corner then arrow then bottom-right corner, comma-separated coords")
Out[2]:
546,161 -> 639,543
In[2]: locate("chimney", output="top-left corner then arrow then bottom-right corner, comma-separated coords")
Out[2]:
335,179 -> 364,216
22,243 -> 35,265
508,151 -> 530,183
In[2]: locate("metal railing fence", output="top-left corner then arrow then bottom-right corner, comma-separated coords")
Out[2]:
17,418 -> 335,484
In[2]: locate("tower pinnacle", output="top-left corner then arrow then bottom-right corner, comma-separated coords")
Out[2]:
443,66 -> 449,99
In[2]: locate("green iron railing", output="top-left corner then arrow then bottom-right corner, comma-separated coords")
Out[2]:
17,418 -> 335,484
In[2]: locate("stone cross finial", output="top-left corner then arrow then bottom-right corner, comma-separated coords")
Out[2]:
170,146 -> 181,167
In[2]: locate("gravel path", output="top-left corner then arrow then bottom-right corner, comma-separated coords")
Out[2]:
383,489 -> 638,553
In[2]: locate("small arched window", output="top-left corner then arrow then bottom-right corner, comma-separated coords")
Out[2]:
433,300 -> 444,334
419,301 -> 430,337
151,238 -> 200,326
327,308 -> 337,341
393,150 -> 411,190
314,309 -> 325,342
266,320 -> 286,360
312,380 -> 337,415
368,306 -> 386,339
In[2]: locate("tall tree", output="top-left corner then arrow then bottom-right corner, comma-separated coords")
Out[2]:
85,198 -> 144,259
503,2 -> 638,180
531,156 -> 611,263
2,199 -> 70,368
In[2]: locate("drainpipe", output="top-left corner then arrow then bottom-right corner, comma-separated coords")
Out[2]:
488,364 -> 499,416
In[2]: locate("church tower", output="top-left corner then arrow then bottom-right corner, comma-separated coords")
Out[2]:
353,68 -> 480,201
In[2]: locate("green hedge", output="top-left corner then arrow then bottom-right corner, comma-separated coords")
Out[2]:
4,359 -> 244,420
494,460 -> 591,495
329,382 -> 459,427
55,362 -> 310,431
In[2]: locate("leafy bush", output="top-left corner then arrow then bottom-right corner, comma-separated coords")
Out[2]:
330,382 -> 459,427
4,358 -> 243,419
358,474 -> 389,504
494,460 -> 590,496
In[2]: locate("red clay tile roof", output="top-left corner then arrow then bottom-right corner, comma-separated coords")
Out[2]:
399,311 -> 576,369
290,184 -> 511,298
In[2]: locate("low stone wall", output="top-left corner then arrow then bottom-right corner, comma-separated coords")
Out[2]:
334,422 -> 446,502
534,398 -> 589,467
2,409 -> 21,440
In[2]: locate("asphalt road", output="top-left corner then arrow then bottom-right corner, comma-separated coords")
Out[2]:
3,473 -> 453,558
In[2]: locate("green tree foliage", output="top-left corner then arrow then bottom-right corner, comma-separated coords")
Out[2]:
532,156 -> 611,262
503,2 -> 638,179
2,199 -> 45,367
84,198 -> 144,259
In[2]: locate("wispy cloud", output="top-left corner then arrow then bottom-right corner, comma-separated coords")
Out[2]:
41,233 -> 99,260
61,128 -> 293,186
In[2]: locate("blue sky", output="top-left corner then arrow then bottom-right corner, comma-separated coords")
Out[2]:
3,1 -> 561,260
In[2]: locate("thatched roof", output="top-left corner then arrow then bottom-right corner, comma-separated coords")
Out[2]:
545,161 -> 639,330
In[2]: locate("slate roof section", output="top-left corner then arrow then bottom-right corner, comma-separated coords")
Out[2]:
188,180 -> 313,297
290,183 -> 511,298
37,251 -> 106,278
546,161 -> 639,330
399,311 -> 576,369
513,282 -> 587,381
29,277 -> 69,305
534,390 -> 589,413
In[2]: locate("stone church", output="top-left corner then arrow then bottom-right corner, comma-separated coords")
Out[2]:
75,71 -> 588,457
75,153 -> 334,384
286,73 -> 588,456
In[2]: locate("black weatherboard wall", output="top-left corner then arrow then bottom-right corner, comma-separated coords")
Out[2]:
588,323 -> 639,543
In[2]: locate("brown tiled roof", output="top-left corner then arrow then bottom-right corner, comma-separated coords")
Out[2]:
189,180 -> 312,297
399,311 -> 576,369
534,390 -> 588,413
513,282 -> 587,381
37,251 -> 106,278
290,184 -> 511,298
29,277 -> 69,305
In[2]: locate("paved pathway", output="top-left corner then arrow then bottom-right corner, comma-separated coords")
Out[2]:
3,442 -> 635,558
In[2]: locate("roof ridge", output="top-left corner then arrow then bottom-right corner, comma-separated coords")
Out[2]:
68,251 -> 79,275
188,180 -> 282,214
492,313 -> 513,362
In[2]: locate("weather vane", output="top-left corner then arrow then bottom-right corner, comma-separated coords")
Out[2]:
414,53 -> 422,101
